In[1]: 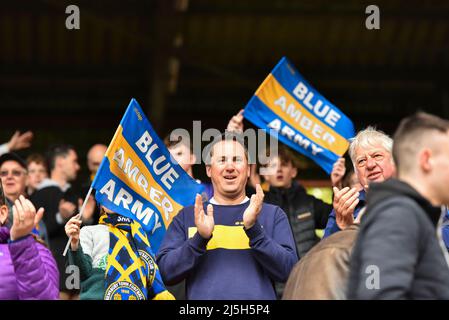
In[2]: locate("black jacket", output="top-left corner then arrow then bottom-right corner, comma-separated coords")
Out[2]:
30,183 -> 79,291
264,181 -> 332,258
347,178 -> 449,299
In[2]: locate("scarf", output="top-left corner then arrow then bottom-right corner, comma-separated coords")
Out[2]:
99,213 -> 174,300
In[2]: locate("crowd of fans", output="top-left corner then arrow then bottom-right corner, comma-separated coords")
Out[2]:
1,110 -> 449,300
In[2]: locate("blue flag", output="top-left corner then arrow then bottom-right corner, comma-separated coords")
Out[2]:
92,98 -> 204,251
243,57 -> 355,174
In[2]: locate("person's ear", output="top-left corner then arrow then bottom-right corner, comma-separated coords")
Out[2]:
291,167 -> 298,179
0,205 -> 8,225
419,149 -> 432,172
206,165 -> 212,178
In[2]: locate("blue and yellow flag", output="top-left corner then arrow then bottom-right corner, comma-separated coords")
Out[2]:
243,57 -> 355,174
92,98 -> 204,252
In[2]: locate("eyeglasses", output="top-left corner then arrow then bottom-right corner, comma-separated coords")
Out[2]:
0,170 -> 27,178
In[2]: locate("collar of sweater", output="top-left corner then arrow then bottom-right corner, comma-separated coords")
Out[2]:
209,196 -> 249,205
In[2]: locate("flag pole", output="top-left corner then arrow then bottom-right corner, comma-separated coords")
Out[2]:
62,186 -> 94,257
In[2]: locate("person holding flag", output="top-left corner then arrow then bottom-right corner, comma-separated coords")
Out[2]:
65,206 -> 174,300
62,98 -> 204,299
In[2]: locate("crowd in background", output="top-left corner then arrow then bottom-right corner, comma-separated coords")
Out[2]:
1,110 -> 449,300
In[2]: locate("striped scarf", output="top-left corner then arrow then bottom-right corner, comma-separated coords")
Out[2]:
99,213 -> 174,300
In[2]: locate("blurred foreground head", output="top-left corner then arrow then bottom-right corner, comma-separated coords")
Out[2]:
393,112 -> 449,206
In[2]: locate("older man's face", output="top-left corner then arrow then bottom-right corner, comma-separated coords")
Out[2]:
206,140 -> 250,200
354,145 -> 396,189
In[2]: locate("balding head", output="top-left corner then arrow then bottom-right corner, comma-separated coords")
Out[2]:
87,144 -> 107,174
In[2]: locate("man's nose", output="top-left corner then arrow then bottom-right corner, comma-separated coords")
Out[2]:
366,157 -> 376,169
225,161 -> 235,170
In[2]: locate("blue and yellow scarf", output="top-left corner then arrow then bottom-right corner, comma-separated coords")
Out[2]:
99,214 -> 174,300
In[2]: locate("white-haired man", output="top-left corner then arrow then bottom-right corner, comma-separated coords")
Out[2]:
323,126 -> 396,237
282,127 -> 396,299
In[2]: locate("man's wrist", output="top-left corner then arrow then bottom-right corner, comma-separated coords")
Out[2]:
198,231 -> 212,240
243,221 -> 255,230
70,241 -> 79,251
9,232 -> 30,242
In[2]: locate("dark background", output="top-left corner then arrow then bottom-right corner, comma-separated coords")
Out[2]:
1,0 -> 448,184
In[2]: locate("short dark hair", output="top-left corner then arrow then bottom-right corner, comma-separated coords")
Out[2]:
204,132 -> 249,165
26,153 -> 48,172
46,144 -> 76,172
393,111 -> 449,173
259,144 -> 299,169
163,132 -> 193,153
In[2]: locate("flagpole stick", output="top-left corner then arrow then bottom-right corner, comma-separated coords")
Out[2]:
62,186 -> 94,257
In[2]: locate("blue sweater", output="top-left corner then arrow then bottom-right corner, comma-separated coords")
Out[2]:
156,201 -> 298,300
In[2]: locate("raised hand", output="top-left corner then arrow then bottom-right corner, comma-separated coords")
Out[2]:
65,215 -> 82,251
7,131 -> 33,151
243,184 -> 264,229
333,187 -> 360,230
226,109 -> 244,133
10,195 -> 44,241
194,194 -> 214,239
331,157 -> 346,188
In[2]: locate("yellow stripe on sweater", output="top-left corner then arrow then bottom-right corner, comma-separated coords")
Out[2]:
188,225 -> 250,250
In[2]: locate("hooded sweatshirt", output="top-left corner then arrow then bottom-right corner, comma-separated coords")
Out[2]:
347,178 -> 449,299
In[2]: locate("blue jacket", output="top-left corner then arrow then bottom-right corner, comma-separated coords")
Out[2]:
442,209 -> 449,251
323,190 -> 366,238
156,201 -> 298,300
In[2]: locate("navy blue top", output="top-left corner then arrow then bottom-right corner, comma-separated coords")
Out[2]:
156,201 -> 298,300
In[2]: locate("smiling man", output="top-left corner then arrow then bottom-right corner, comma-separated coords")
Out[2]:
323,127 -> 396,237
156,133 -> 298,300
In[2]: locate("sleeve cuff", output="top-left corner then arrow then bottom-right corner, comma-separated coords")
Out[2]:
189,231 -> 211,251
244,220 -> 264,241
0,143 -> 9,156
8,234 -> 34,246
